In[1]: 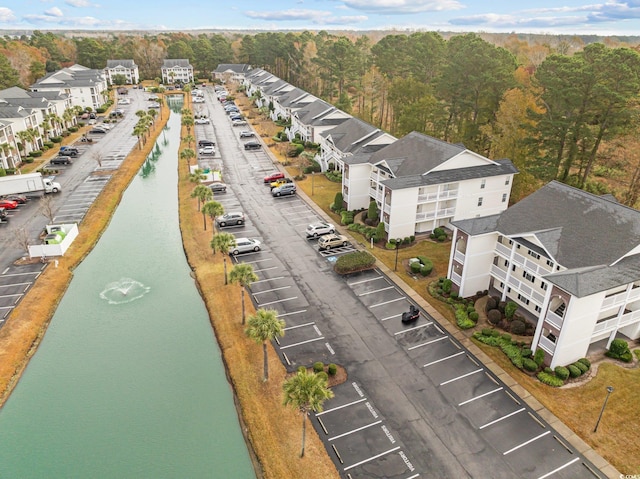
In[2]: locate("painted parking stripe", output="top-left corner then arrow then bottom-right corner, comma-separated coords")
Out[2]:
370,297 -> 405,308
394,323 -> 432,336
348,276 -> 383,286
0,282 -> 31,288
458,387 -> 503,406
284,321 -> 315,331
503,431 -> 551,455
243,258 -> 273,264
422,351 -> 465,368
343,447 -> 401,472
316,398 -> 367,416
358,286 -> 395,297
252,286 -> 291,295
407,336 -> 447,350
258,297 -> 298,306
253,266 -> 279,273
252,276 -> 285,284
440,368 -> 484,386
279,336 -> 325,350
328,420 -> 382,441
380,313 -> 402,322
0,293 -> 22,298
1,272 -> 40,278
277,309 -> 307,318
537,457 -> 581,479
478,408 -> 526,429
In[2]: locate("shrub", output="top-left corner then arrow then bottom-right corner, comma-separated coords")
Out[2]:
487,309 -> 502,325
543,366 -> 553,374
332,192 -> 344,212
23,158 -> 34,164
537,371 -> 564,387
498,301 -> 506,313
608,338 -> 630,357
341,210 -> 354,225
420,265 -> 432,276
385,242 -> 395,250
51,136 -> 63,143
577,358 -> 591,368
410,235 -> 415,242
554,366 -> 570,380
433,227 -> 444,237
505,301 -> 518,319
510,319 -> 526,335
442,278 -> 452,294
327,364 -> 337,376
500,342 -> 523,368
368,201 -> 378,222
534,349 -> 546,367
567,364 -> 581,378
469,311 -> 479,321
419,258 -> 433,275
450,291 -> 458,299
437,234 -> 447,242
316,371 -> 329,382
501,333 -> 511,341
490,330 -> 501,337
43,141 -> 55,149
455,305 -> 476,329
485,297 -> 497,311
68,126 -> 79,132
288,144 -> 305,157
313,361 -> 324,373
410,262 -> 421,274
375,222 -> 385,242
481,328 -> 494,336
522,348 -> 532,358
523,359 -> 538,372
28,150 -> 43,157
334,251 -> 376,274
573,361 -> 588,374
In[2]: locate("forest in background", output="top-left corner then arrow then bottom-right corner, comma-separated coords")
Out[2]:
2,29 -> 640,205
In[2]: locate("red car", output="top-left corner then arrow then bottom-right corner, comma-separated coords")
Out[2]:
263,172 -> 285,184
0,199 -> 18,209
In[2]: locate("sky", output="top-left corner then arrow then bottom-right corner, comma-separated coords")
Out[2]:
2,0 -> 640,36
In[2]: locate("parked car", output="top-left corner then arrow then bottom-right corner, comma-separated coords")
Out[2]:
244,141 -> 262,151
272,183 -> 297,197
230,238 -> 261,255
192,97 -> 205,103
216,212 -> 245,227
198,140 -> 215,147
305,222 -> 335,238
239,130 -> 255,138
199,146 -> 216,155
148,96 -> 159,101
89,128 -> 107,134
59,148 -> 79,157
318,234 -> 350,251
2,194 -> 27,204
0,199 -> 18,210
232,119 -> 247,127
194,118 -> 210,124
208,182 -> 227,193
264,172 -> 285,183
50,156 -> 72,165
229,114 -> 244,121
270,177 -> 293,189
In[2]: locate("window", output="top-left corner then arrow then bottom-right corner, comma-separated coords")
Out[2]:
502,193 -> 507,203
507,287 -> 511,292
527,251 -> 540,260
505,178 -> 510,185
477,197 -> 483,206
504,259 -> 509,267
546,259 -> 554,267
535,305 -> 541,313
541,281 -> 548,291
512,264 -> 516,272
522,271 -> 534,283
517,293 -> 530,305
500,282 -> 504,288
480,179 -> 486,189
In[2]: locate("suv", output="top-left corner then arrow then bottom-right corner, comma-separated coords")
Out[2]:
208,182 -> 227,193
199,146 -> 216,155
239,131 -> 255,138
272,183 -> 297,197
264,172 -> 285,184
59,147 -> 79,157
50,156 -> 72,165
306,222 -> 335,238
244,141 -> 262,151
216,212 -> 245,227
318,234 -> 350,251
230,238 -> 261,255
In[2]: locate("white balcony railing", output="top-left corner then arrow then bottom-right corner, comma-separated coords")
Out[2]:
416,211 -> 436,221
454,250 -> 465,264
490,264 -> 507,281
538,336 -> 556,354
495,242 -> 511,258
545,311 -> 564,329
451,271 -> 462,285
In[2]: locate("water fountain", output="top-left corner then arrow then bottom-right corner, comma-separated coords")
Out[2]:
99,277 -> 150,305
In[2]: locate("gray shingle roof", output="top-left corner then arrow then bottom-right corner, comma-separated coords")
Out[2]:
214,64 -> 251,74
451,214 -> 501,236
321,117 -> 393,154
162,59 -> 192,68
106,59 -> 136,68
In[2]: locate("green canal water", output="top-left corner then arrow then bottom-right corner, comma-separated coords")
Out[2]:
0,104 -> 255,478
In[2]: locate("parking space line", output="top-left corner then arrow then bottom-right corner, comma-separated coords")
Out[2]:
0,293 -> 22,298
370,297 -> 405,308
253,266 -> 279,273
439,368 -> 483,386
479,408 -> 526,429
458,387 -> 504,406
0,282 -> 31,288
394,322 -> 433,336
348,276 -> 383,286
279,336 -> 325,350
2,272 -> 40,278
328,420 -> 382,441
407,336 -> 447,350
537,457 -> 581,479
422,351 -> 465,367
380,313 -> 402,322
258,297 -> 298,306
252,286 -> 291,295
343,447 -> 401,472
358,286 -> 395,297
252,276 -> 285,284
277,309 -> 307,318
503,431 -> 551,455
284,321 -> 314,331
243,258 -> 273,264
317,398 -> 367,416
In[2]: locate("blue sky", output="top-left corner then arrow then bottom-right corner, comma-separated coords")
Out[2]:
2,0 -> 640,35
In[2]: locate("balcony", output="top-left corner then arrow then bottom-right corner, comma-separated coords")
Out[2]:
454,250 -> 465,264
451,271 -> 462,285
545,310 -> 564,329
538,336 -> 556,354
495,242 -> 511,258
416,211 -> 436,221
601,286 -> 640,310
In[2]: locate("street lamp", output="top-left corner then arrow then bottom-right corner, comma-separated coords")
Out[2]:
593,386 -> 614,433
394,238 -> 402,271
311,171 -> 315,196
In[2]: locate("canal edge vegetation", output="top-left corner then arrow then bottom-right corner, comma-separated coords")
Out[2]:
176,120 -> 340,477
0,98 -> 171,408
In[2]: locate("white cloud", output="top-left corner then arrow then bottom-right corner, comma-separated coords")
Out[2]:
245,8 -> 367,25
44,7 -> 64,17
341,0 -> 463,14
65,0 -> 93,7
0,7 -> 17,23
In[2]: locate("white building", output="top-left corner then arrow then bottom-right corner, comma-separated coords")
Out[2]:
448,181 -> 640,368
161,59 -> 194,85
0,120 -> 20,169
213,64 -> 252,83
289,99 -> 351,144
30,64 -> 108,112
104,60 -> 139,85
0,104 -> 43,159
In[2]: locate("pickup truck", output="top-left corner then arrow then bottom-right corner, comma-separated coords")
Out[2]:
318,234 -> 350,251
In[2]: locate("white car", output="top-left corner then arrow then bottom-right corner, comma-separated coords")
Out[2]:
199,146 -> 215,155
306,222 -> 335,238
193,97 -> 205,103
194,118 -> 210,125
232,119 -> 247,127
230,238 -> 261,255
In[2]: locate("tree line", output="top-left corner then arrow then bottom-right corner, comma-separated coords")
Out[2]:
2,30 -> 640,203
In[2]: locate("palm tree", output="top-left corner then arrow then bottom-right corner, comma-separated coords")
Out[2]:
229,263 -> 258,324
210,232 -> 235,284
201,200 -> 224,233
182,134 -> 195,149
188,167 -> 205,183
182,115 -> 194,136
155,97 -> 165,119
245,308 -> 285,381
283,368 -> 334,458
190,184 -> 212,211
16,130 -> 31,157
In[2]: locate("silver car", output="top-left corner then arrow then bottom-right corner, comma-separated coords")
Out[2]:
216,212 -> 245,227
231,237 -> 261,255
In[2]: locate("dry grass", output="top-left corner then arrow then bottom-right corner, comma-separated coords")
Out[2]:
177,128 -> 340,479
0,106 -> 171,406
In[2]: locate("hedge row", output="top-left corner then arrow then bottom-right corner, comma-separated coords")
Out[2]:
334,251 -> 376,274
455,304 -> 477,329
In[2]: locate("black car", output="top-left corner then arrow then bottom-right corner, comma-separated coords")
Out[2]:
50,156 -> 72,165
89,128 -> 107,134
244,141 -> 262,151
208,182 -> 227,193
198,140 -> 215,147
